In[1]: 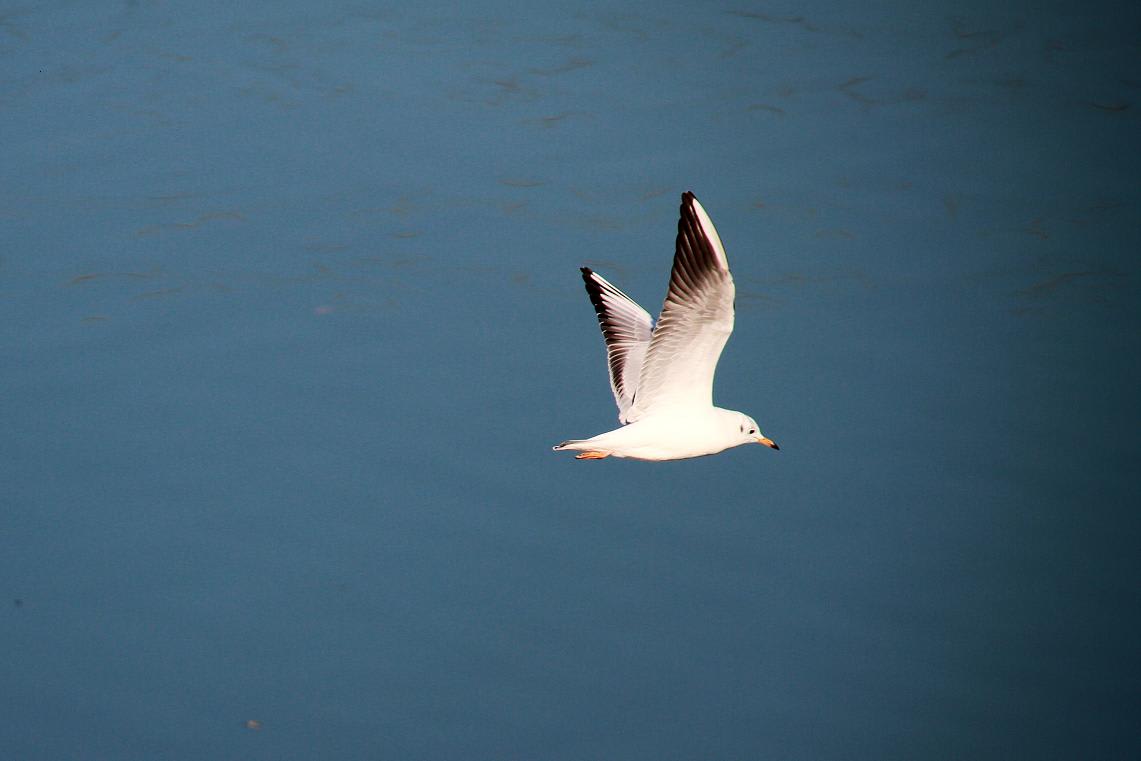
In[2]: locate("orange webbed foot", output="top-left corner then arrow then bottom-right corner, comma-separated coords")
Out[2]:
574,451 -> 610,460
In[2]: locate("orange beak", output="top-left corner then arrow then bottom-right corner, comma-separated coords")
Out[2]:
756,437 -> 779,450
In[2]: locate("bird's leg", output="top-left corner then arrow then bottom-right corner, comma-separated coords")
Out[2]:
575,451 -> 610,460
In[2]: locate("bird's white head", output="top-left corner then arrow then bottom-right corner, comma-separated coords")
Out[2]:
734,412 -> 779,450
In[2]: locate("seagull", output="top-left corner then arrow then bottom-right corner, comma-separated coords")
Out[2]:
553,191 -> 779,461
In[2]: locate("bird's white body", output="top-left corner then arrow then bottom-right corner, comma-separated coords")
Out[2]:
553,192 -> 778,462
555,407 -> 755,461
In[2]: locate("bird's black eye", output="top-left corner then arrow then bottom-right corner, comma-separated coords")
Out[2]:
749,428 -> 756,435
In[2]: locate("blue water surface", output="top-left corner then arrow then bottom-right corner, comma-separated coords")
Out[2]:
2,2 -> 1139,759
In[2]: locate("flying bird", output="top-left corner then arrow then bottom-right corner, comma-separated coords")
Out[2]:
553,191 -> 779,461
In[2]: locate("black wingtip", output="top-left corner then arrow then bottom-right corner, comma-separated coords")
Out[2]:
580,266 -> 593,277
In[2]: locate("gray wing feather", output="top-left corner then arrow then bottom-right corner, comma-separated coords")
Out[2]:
580,267 -> 654,424
625,192 -> 735,420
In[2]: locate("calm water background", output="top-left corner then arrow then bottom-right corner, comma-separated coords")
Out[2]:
3,2 -> 1139,759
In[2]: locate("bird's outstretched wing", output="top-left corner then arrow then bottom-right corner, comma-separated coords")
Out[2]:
624,192 -> 735,421
580,267 -> 654,424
